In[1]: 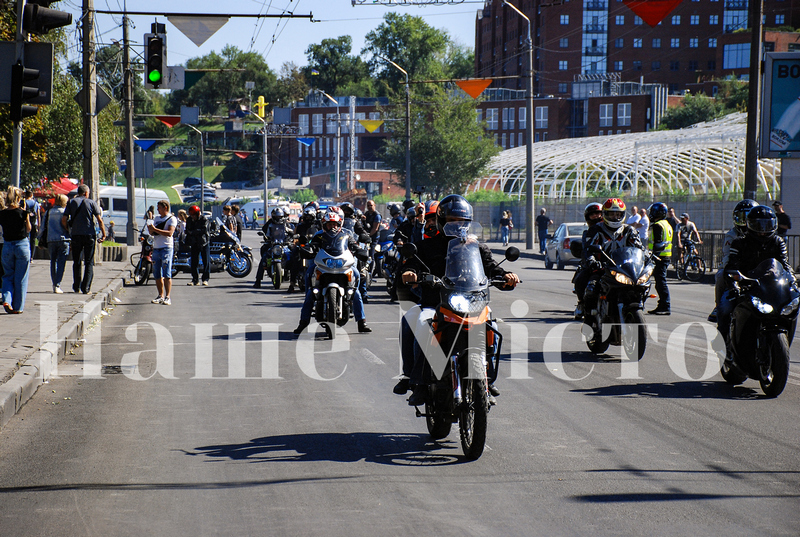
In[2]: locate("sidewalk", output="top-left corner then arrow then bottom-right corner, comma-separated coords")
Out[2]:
0,257 -> 130,430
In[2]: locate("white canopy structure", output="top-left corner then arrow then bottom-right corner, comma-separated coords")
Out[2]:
471,113 -> 782,199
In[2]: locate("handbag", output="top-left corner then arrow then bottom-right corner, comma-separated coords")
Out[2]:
38,209 -> 50,249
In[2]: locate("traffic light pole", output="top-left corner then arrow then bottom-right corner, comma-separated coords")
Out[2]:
123,11 -> 137,246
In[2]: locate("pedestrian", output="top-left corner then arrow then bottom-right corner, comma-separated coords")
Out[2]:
106,221 -> 115,243
185,205 -> 210,286
364,199 -> 382,275
39,194 -> 71,294
626,204 -> 641,237
535,208 -> 552,255
252,208 -> 259,229
637,207 -> 650,240
499,210 -> 513,246
175,209 -> 187,246
242,210 -> 249,230
23,190 -> 40,256
0,187 -> 32,313
231,204 -> 244,240
222,205 -> 235,233
62,184 -> 106,294
646,203 -> 672,315
147,200 -> 177,305
772,200 -> 791,237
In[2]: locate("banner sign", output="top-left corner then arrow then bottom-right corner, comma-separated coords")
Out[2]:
761,52 -> 800,158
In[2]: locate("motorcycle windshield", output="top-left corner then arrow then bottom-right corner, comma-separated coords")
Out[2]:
324,233 -> 351,256
443,239 -> 488,291
749,258 -> 795,305
610,247 -> 646,279
268,226 -> 286,242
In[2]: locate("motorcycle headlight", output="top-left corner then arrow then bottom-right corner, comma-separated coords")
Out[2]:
780,296 -> 800,316
637,266 -> 654,285
448,293 -> 472,313
374,244 -> 381,253
611,270 -> 633,286
272,245 -> 283,256
751,296 -> 774,314
325,258 -> 344,269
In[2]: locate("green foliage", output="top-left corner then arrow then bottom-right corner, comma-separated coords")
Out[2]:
305,36 -> 372,96
716,78 -> 749,113
274,62 -> 310,107
658,93 -> 722,130
291,189 -> 318,204
373,193 -> 405,204
465,189 -> 514,203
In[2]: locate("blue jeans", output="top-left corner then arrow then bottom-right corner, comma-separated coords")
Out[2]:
500,226 -> 510,245
48,240 -> 70,288
152,247 -> 174,279
2,239 -> 31,312
538,231 -> 548,254
300,265 -> 365,323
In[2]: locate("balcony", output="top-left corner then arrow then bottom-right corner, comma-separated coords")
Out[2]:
584,46 -> 606,55
584,24 -> 607,33
724,0 -> 748,9
584,1 -> 607,10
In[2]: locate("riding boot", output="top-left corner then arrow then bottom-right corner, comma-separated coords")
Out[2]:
293,319 -> 310,335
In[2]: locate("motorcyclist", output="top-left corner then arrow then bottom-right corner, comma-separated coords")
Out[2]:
572,202 -> 603,320
253,207 -> 294,289
707,199 -> 758,322
287,206 -> 320,292
582,198 -> 645,321
292,209 -> 372,335
398,195 -> 520,405
388,204 -> 404,232
719,205 -> 794,335
341,202 -> 372,302
646,202 -> 673,315
184,205 -> 210,286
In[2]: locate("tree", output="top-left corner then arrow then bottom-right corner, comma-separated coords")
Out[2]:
292,188 -> 318,204
304,36 -> 371,96
274,62 -> 310,107
658,93 -> 722,130
380,88 -> 500,197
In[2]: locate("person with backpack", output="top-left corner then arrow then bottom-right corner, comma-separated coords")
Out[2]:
62,184 -> 106,294
23,190 -> 40,256
39,194 -> 71,294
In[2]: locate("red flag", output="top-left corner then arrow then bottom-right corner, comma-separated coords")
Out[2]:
234,152 -> 250,159
456,79 -> 493,99
156,116 -> 181,128
623,0 -> 685,27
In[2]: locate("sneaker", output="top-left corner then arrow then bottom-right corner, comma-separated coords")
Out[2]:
53,286 -> 63,294
393,378 -> 410,395
707,308 -> 717,323
202,281 -> 209,286
648,306 -> 670,315
162,297 -> 171,306
188,281 -> 198,286
151,296 -> 164,304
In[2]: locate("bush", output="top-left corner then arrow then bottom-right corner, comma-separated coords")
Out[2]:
465,189 -> 514,203
292,189 -> 318,204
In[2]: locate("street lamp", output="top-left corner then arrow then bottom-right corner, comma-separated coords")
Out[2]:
503,0 -> 535,251
379,56 -> 412,201
318,90 -> 342,198
185,124 -> 206,214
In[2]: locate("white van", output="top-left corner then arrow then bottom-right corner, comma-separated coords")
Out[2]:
239,200 -> 291,228
97,186 -> 170,241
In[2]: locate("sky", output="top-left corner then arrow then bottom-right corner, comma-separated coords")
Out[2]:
59,0 -> 482,73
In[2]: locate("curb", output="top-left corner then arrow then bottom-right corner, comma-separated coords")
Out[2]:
0,268 -> 130,431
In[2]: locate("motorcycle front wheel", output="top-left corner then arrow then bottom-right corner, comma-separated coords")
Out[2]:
459,362 -> 488,460
760,332 -> 790,398
326,289 -> 340,340
226,251 -> 253,278
272,261 -> 282,289
683,257 -> 706,282
621,309 -> 647,361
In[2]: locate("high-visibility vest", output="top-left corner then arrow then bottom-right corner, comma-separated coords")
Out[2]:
648,220 -> 673,257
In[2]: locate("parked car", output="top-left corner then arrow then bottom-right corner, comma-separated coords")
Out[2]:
544,222 -> 588,270
183,192 -> 217,204
183,177 -> 202,189
180,184 -> 216,197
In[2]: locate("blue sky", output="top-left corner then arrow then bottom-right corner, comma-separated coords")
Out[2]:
60,0 -> 480,72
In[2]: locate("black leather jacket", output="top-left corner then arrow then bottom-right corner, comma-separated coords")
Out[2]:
725,234 -> 793,276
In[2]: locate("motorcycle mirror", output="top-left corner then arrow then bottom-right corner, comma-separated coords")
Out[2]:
257,231 -> 264,237
504,246 -> 520,262
400,243 -> 417,258
726,270 -> 742,281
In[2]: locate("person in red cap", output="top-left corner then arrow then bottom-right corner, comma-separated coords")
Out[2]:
184,206 -> 210,286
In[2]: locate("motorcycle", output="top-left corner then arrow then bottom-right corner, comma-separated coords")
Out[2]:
582,245 -> 654,361
375,235 -> 399,296
719,259 -> 799,397
304,233 -> 369,340
402,222 -> 519,460
256,226 -> 291,289
172,218 -> 253,278
131,230 -> 154,286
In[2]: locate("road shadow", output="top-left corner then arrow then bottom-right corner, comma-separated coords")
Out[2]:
571,380 -> 763,400
184,432 -> 466,466
501,351 -> 602,364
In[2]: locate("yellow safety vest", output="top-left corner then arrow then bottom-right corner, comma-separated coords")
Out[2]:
648,220 -> 673,257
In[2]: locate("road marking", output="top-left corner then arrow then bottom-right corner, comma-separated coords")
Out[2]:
360,348 -> 385,365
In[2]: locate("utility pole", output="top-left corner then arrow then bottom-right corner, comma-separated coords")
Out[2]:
743,0 -> 764,199
349,96 -> 356,193
123,9 -> 137,246
82,0 -> 100,200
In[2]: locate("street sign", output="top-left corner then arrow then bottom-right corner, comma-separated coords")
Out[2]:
761,52 -> 800,158
134,152 -> 154,178
0,41 -> 53,104
74,84 -> 113,114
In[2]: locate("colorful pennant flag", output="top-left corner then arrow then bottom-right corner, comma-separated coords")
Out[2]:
622,0 -> 685,27
456,79 -> 493,99
234,152 -> 250,159
134,140 -> 157,151
169,162 -> 184,169
359,119 -> 384,133
310,69 -> 320,76
168,16 -> 230,47
156,116 -> 181,128
296,137 -> 315,147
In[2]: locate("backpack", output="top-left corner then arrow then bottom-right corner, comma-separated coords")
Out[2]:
25,199 -> 38,229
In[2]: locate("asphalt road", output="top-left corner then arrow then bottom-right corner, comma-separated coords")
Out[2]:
1,235 -> 798,536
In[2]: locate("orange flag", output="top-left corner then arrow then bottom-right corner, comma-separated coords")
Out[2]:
156,116 -> 181,128
456,79 -> 493,99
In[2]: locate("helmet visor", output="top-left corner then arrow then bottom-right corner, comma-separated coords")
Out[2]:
604,210 -> 625,222
749,216 -> 777,235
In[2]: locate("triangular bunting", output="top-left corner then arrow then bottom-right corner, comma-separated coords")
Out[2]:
169,162 -> 184,169
296,137 -> 315,147
456,79 -> 493,99
134,140 -> 157,151
622,0 -> 685,27
234,152 -> 250,159
359,119 -> 384,133
156,116 -> 181,128
168,16 -> 230,47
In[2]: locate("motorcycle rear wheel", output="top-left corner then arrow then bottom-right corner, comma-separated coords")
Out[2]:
459,370 -> 488,461
272,261 -> 282,289
133,257 -> 150,286
760,332 -> 790,398
586,316 -> 609,354
425,392 -> 452,440
621,309 -> 647,361
683,256 -> 706,282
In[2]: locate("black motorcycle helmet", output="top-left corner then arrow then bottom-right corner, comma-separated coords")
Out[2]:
648,202 -> 668,223
402,199 -> 416,212
436,194 -> 473,233
733,199 -> 759,229
745,205 -> 778,243
584,202 -> 602,225
389,204 -> 401,217
340,202 -> 355,218
271,207 -> 285,222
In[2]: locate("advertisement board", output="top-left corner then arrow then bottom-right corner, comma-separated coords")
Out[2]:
761,52 -> 800,158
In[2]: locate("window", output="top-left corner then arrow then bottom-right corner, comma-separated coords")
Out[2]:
509,134 -> 515,148
560,37 -> 569,48
710,15 -> 718,25
534,133 -> 540,143
652,61 -> 661,71
652,38 -> 661,48
519,107 -> 526,128
519,133 -> 524,147
559,60 -> 568,70
709,38 -> 717,48
508,108 -> 515,130
690,15 -> 699,25
501,133 -> 507,149
672,15 -> 680,25
112,198 -> 127,212
671,38 -> 680,48
502,108 -> 510,129
633,60 -> 642,70
616,15 -> 624,25
615,38 -> 624,48
617,103 -> 631,127
614,61 -> 623,71
708,60 -> 716,70
558,83 -> 569,93
776,14 -> 785,24
299,114 -> 309,133
535,106 -> 548,129
670,61 -> 680,71
688,60 -> 698,70
690,38 -> 699,48
560,14 -> 569,24
476,109 -> 483,123
723,43 -> 750,69
486,108 -> 498,129
312,114 -> 322,134
599,130 -> 603,136
634,15 -> 643,25
634,38 -> 642,48
599,103 -> 613,127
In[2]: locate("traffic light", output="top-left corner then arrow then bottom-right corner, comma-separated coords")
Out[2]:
23,0 -> 73,35
10,61 -> 40,124
144,34 -> 166,89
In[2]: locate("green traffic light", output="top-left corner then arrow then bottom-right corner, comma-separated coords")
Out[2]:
148,70 -> 162,83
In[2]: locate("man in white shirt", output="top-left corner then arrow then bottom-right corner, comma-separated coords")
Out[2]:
637,207 -> 650,240
147,200 -> 177,305
626,205 -> 642,238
